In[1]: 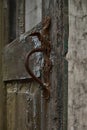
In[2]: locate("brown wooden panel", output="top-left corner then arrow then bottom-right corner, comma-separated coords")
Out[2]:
3,1 -> 68,130
6,81 -> 41,130
16,0 -> 25,36
0,1 -> 7,130
42,0 -> 68,130
3,23 -> 42,81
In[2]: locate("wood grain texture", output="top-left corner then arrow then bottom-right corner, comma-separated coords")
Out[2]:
1,0 -> 68,130
42,0 -> 68,129
0,0 -> 7,129
6,81 -> 41,130
3,23 -> 42,81
68,0 -> 87,130
16,0 -> 25,36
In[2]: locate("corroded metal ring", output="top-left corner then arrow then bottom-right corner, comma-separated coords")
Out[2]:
25,48 -> 50,99
25,48 -> 44,86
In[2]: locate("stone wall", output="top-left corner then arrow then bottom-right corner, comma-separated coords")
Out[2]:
67,0 -> 87,130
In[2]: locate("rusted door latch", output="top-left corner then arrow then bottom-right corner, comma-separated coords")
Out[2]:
25,16 -> 52,99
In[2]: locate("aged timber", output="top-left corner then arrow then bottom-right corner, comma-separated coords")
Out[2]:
0,0 -> 7,129
42,0 -> 68,130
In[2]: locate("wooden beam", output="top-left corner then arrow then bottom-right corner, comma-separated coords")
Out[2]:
42,0 -> 68,129
0,0 -> 7,129
16,0 -> 25,36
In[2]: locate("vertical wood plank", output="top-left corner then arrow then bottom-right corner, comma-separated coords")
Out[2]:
16,0 -> 25,36
3,0 -> 9,44
6,82 -> 41,130
68,0 -> 87,129
62,1 -> 68,130
0,0 -> 7,129
42,0 -> 68,129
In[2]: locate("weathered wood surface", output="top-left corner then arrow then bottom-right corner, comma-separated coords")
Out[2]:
68,0 -> 87,130
25,0 -> 42,32
0,0 -> 7,130
1,0 -> 68,130
6,81 -> 41,130
42,0 -> 68,129
3,23 -> 42,81
16,0 -> 25,36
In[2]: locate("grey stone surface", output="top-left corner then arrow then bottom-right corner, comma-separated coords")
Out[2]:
67,0 -> 87,130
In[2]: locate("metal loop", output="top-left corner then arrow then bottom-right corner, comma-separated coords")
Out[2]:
25,48 -> 46,88
25,16 -> 51,100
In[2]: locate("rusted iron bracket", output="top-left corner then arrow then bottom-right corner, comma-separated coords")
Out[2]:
25,16 -> 52,99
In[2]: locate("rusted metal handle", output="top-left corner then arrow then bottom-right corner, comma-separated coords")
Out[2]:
25,16 -> 51,99
25,48 -> 48,88
25,48 -> 50,99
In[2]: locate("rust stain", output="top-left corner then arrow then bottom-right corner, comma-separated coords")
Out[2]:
25,16 -> 52,99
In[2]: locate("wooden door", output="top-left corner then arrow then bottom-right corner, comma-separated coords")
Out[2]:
0,0 -> 68,130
